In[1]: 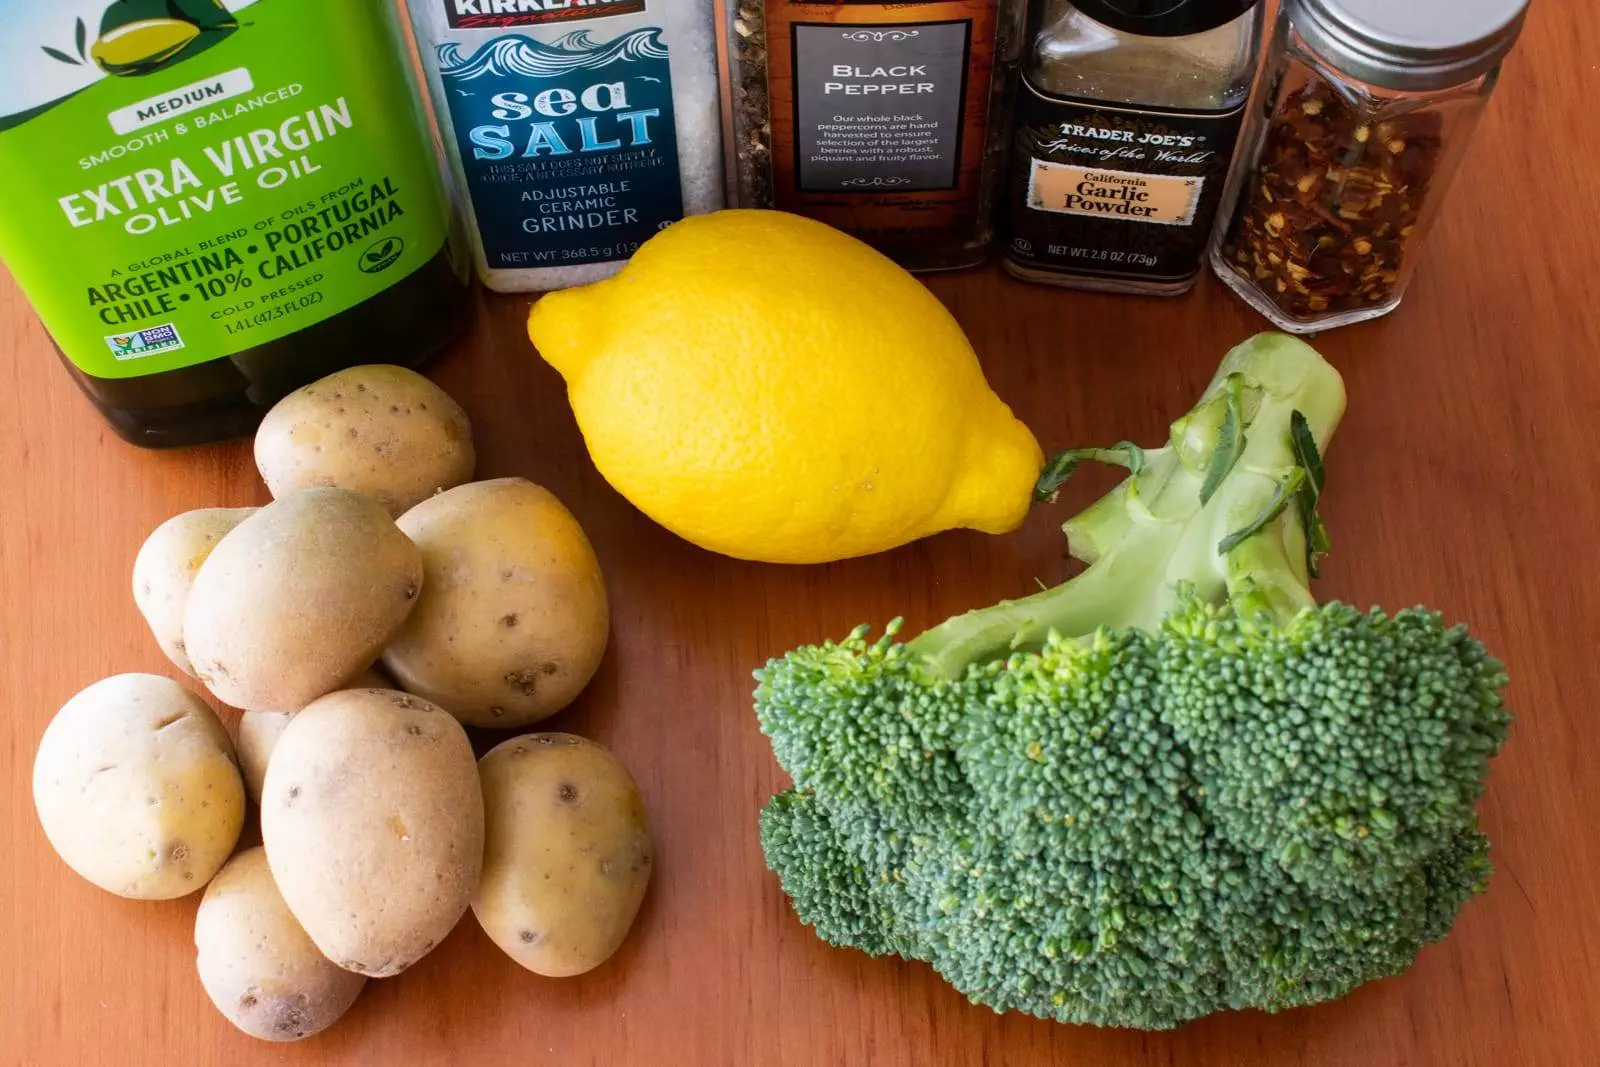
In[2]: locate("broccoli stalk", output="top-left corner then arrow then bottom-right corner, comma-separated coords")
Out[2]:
914,333 -> 1345,679
754,333 -> 1510,1030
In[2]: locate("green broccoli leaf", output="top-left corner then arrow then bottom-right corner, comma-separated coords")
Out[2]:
1290,410 -> 1330,577
1199,373 -> 1246,505
1218,467 -> 1305,556
1034,441 -> 1146,502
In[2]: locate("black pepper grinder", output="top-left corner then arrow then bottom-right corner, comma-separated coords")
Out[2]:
1001,0 -> 1265,295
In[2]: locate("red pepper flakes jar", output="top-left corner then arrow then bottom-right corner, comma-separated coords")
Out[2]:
1210,0 -> 1528,332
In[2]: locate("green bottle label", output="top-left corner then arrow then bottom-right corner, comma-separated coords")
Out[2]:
0,0 -> 452,380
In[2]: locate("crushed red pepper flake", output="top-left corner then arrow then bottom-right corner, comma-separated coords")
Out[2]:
1220,74 -> 1445,320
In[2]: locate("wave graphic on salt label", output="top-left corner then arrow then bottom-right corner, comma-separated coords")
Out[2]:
436,29 -> 668,80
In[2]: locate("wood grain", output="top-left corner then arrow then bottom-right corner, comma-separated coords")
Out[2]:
2,3 -> 1598,1064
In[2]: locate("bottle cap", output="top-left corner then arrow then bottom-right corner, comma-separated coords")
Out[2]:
1069,0 -> 1260,38
1289,0 -> 1529,92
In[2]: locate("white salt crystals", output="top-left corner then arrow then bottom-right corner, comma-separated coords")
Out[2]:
407,0 -> 724,291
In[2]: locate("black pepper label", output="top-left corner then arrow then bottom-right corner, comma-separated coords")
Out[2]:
1002,79 -> 1245,284
791,21 -> 971,193
759,1 -> 999,246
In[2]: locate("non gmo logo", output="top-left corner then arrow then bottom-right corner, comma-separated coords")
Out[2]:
105,323 -> 185,360
444,0 -> 645,30
359,236 -> 406,274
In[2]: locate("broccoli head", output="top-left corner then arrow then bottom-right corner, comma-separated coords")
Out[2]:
754,334 -> 1510,1029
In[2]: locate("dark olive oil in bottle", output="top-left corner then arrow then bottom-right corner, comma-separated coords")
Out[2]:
0,0 -> 471,446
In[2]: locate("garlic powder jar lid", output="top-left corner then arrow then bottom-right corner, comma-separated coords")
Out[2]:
1068,0 -> 1260,38
1289,0 -> 1530,92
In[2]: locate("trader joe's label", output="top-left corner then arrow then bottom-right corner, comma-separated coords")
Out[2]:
1004,79 -> 1245,284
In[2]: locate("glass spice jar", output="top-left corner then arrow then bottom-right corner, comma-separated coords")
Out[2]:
1211,0 -> 1529,332
725,1 -> 1027,272
1002,0 -> 1266,295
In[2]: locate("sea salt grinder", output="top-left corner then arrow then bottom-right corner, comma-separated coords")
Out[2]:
406,0 -> 723,292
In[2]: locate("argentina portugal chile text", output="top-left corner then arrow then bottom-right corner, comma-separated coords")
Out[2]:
85,179 -> 405,327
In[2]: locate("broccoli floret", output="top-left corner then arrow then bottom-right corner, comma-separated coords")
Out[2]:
754,334 -> 1511,1029
758,790 -> 919,958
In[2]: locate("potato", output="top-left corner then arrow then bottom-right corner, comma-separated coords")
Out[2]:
32,674 -> 244,899
194,848 -> 366,1042
383,479 -> 609,727
254,364 -> 474,517
261,689 -> 483,977
236,712 -> 291,808
236,666 -> 391,804
473,734 -> 652,976
132,508 -> 257,676
184,488 -> 423,711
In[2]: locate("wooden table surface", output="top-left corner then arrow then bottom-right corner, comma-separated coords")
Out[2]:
3,5 -> 1598,1065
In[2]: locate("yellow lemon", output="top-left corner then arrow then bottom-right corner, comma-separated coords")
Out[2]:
528,210 -> 1043,565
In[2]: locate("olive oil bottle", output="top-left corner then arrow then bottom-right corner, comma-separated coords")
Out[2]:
0,0 -> 471,446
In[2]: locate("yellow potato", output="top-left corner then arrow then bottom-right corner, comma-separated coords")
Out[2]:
132,507 -> 257,676
194,848 -> 366,1042
261,689 -> 483,977
473,733 -> 652,976
32,674 -> 244,899
254,364 -> 475,517
184,488 -> 423,711
236,666 -> 390,804
383,479 -> 609,727
236,711 -> 290,808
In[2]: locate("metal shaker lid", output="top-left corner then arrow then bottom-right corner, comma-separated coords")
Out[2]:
1069,1 -> 1261,38
1289,0 -> 1530,92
